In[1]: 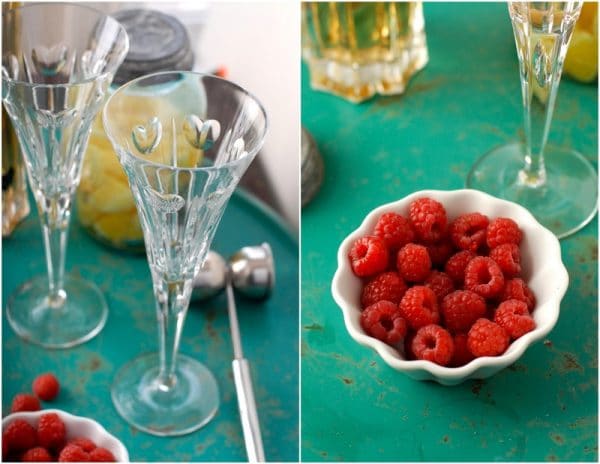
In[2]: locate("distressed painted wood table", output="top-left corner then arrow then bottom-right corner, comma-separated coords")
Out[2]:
3,191 -> 299,462
301,2 -> 597,461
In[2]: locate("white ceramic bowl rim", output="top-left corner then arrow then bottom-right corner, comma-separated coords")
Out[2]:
2,409 -> 129,462
332,189 -> 569,383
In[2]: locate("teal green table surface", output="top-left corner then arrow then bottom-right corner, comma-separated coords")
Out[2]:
3,190 -> 299,462
301,2 -> 597,462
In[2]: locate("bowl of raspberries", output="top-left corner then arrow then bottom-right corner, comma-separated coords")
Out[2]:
332,189 -> 568,385
2,409 -> 128,462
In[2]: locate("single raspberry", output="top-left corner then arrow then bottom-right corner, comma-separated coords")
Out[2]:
501,278 -> 536,312
441,290 -> 487,333
489,243 -> 521,277
348,235 -> 389,277
37,413 -> 66,450
408,197 -> 448,243
411,324 -> 454,366
426,239 -> 455,268
467,318 -> 510,357
444,250 -> 476,284
399,286 -> 440,330
494,299 -> 536,339
449,212 -> 489,252
11,393 -> 41,413
373,212 -> 415,250
450,333 -> 475,367
2,419 -> 37,453
69,438 -> 97,452
396,243 -> 431,282
58,444 -> 89,462
360,272 -> 407,308
464,256 -> 505,299
360,301 -> 407,345
22,447 -> 54,462
89,447 -> 116,462
424,270 -> 455,301
32,373 -> 60,401
486,217 -> 522,249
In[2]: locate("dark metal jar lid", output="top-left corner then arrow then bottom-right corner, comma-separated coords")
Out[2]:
112,9 -> 194,86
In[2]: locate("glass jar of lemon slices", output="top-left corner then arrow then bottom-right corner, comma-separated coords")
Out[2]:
76,9 -> 194,251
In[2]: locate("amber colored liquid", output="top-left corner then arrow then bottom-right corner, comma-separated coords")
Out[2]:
302,2 -> 428,102
2,1 -> 30,237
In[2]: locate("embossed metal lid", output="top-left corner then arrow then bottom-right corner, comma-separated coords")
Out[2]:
112,9 -> 194,86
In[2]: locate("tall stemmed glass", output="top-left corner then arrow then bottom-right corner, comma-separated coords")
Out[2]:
103,72 -> 267,436
2,4 -> 128,348
467,1 -> 597,238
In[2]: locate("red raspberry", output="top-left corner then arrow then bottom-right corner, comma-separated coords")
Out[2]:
464,256 -> 505,299
467,318 -> 510,357
348,235 -> 389,277
69,438 -> 97,452
399,286 -> 440,330
11,393 -> 41,413
489,243 -> 521,277
494,299 -> 536,339
32,373 -> 60,401
22,447 -> 54,462
441,290 -> 487,333
396,243 -> 431,282
58,444 -> 89,462
486,217 -> 522,249
449,212 -> 489,252
408,197 -> 448,243
501,278 -> 536,312
426,239 -> 455,268
361,272 -> 407,308
373,212 -> 414,250
360,301 -> 407,345
89,447 -> 116,462
444,250 -> 476,284
37,413 -> 66,450
450,333 -> 475,367
424,270 -> 455,301
3,419 -> 37,453
411,324 -> 454,366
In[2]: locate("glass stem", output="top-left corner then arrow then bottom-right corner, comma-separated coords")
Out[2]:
512,16 -> 571,187
36,192 -> 71,308
154,277 -> 192,391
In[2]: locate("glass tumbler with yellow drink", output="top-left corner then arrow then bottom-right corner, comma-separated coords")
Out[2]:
302,2 -> 428,103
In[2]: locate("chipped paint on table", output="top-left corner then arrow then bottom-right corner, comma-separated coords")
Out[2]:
301,3 -> 597,462
3,191 -> 299,462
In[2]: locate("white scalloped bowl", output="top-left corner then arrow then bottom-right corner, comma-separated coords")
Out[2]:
2,409 -> 129,461
332,189 -> 569,386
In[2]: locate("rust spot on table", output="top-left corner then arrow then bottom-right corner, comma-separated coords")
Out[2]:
471,379 -> 484,395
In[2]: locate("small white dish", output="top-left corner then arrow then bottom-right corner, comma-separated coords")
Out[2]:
2,409 -> 129,461
332,189 -> 569,386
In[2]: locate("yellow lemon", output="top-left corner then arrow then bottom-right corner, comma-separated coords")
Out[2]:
565,29 -> 598,83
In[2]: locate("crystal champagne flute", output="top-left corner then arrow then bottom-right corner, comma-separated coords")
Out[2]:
103,71 -> 267,436
2,3 -> 128,348
467,1 -> 597,238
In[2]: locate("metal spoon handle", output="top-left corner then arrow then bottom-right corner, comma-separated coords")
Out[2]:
226,282 -> 265,462
233,358 -> 265,463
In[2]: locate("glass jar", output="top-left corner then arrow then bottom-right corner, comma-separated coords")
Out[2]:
76,8 -> 194,251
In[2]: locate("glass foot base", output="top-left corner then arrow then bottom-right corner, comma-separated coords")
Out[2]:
6,274 -> 108,349
111,353 -> 220,437
466,143 -> 598,238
